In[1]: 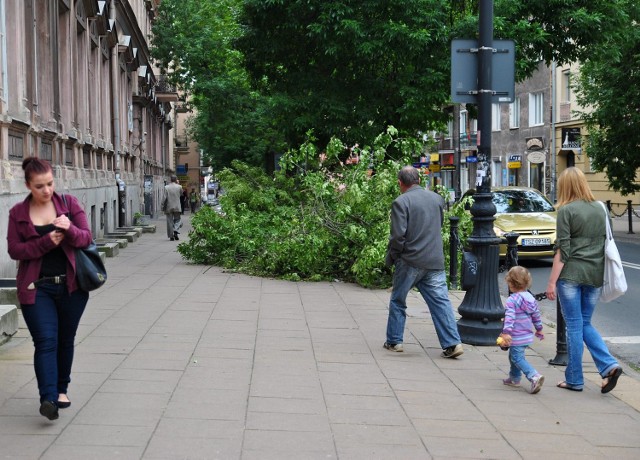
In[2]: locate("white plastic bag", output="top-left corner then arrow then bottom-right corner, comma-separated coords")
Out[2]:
598,202 -> 627,303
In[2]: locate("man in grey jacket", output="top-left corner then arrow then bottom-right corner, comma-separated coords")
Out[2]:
162,175 -> 183,241
384,166 -> 463,358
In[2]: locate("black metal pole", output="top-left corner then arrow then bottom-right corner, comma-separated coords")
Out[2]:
549,298 -> 568,366
504,233 -> 519,270
449,216 -> 460,289
457,0 -> 504,345
627,200 -> 635,234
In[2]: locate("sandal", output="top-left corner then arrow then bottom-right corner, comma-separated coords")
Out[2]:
557,381 -> 583,392
601,367 -> 623,394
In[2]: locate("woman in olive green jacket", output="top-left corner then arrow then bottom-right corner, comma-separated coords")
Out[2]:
545,167 -> 622,393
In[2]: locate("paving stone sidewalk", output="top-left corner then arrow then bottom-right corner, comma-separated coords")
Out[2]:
0,214 -> 639,459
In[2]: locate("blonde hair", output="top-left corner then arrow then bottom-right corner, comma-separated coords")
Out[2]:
556,167 -> 595,208
505,266 -> 532,292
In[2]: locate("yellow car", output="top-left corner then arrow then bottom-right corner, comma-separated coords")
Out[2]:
462,186 -> 557,258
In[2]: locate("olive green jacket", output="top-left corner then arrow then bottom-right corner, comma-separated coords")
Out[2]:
556,200 -> 607,287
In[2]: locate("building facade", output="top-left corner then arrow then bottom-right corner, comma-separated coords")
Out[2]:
0,0 -> 177,277
490,61 -> 552,196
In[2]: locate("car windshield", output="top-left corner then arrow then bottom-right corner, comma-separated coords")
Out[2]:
493,190 -> 555,213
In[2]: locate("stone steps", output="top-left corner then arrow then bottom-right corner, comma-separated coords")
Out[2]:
0,223 -> 155,346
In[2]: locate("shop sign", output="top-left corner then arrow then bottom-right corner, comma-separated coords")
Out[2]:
561,127 -> 582,152
527,151 -> 546,164
507,154 -> 521,169
526,137 -> 544,151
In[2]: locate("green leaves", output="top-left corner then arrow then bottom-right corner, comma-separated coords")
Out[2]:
179,128 -> 473,288
573,0 -> 640,195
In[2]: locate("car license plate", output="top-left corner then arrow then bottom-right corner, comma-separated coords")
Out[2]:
521,238 -> 551,246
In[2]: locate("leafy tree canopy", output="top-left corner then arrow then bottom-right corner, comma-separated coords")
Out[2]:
574,1 -> 640,195
151,0 -> 285,169
153,0 -> 637,190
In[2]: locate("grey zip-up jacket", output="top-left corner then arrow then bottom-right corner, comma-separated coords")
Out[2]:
385,185 -> 445,270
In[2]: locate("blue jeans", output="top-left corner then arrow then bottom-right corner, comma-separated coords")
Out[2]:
386,259 -> 461,348
557,280 -> 619,387
21,283 -> 88,403
508,345 -> 538,382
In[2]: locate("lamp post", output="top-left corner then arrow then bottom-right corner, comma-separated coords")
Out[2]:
456,0 -> 504,345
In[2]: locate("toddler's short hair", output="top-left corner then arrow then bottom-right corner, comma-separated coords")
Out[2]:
505,265 -> 532,291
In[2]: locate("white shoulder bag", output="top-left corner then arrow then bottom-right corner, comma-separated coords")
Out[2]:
597,201 -> 627,302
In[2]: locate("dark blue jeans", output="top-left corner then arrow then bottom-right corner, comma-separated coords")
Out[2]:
21,283 -> 88,403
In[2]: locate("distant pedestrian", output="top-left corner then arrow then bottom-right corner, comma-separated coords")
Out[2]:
189,188 -> 199,213
162,175 -> 183,241
7,158 -> 92,420
545,167 -> 623,393
384,166 -> 464,358
180,188 -> 188,215
499,266 -> 545,394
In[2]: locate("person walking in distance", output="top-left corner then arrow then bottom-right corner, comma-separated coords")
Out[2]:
384,166 -> 464,358
7,158 -> 92,420
545,167 -> 623,393
499,266 -> 545,394
162,175 -> 183,241
189,188 -> 199,213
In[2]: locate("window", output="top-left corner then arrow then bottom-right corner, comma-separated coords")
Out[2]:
491,103 -> 501,131
65,146 -> 74,166
529,92 -> 544,126
509,98 -> 520,128
562,71 -> 571,103
40,142 -> 53,161
9,133 -> 24,160
460,110 -> 468,136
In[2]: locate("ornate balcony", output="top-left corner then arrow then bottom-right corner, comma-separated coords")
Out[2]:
155,76 -> 179,102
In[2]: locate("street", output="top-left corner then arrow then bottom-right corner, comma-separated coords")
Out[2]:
517,239 -> 640,371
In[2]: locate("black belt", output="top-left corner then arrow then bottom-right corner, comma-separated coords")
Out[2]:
27,275 -> 67,290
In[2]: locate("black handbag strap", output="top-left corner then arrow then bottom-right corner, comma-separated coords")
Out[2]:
60,193 -> 70,219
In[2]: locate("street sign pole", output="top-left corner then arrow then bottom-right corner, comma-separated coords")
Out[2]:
455,0 -> 505,345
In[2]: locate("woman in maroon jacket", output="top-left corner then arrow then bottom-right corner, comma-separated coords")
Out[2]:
7,158 -> 92,421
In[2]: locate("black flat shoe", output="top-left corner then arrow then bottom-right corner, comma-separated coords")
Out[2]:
57,400 -> 71,409
39,401 -> 59,420
557,381 -> 583,392
602,367 -> 623,394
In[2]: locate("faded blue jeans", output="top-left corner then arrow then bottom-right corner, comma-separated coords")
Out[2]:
386,259 -> 461,349
21,283 -> 88,403
508,345 -> 538,382
557,280 -> 619,388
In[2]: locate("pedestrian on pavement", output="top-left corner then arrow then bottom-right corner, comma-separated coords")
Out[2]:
180,188 -> 188,215
6,158 -> 93,421
384,165 -> 464,358
189,188 -> 199,213
545,167 -> 623,393
499,266 -> 545,394
162,175 -> 183,241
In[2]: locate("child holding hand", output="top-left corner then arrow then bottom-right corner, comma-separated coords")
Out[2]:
499,266 -> 545,394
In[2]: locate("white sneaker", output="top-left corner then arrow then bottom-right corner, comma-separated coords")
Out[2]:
383,342 -> 404,352
530,374 -> 545,394
441,344 -> 464,358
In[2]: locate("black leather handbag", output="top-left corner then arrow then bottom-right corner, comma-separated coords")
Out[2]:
62,195 -> 107,291
74,241 -> 107,291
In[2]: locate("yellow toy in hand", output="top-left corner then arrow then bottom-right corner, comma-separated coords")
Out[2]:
497,334 -> 511,351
